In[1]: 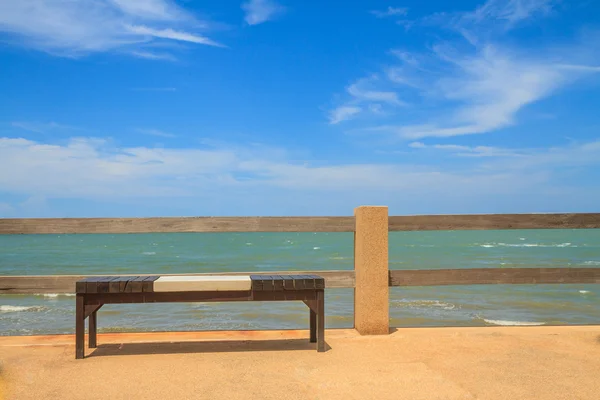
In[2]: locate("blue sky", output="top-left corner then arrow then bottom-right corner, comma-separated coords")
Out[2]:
1,0 -> 599,217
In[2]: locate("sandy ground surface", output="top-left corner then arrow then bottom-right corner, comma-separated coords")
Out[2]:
1,326 -> 600,400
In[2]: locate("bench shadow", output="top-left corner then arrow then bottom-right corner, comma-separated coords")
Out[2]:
88,339 -> 330,357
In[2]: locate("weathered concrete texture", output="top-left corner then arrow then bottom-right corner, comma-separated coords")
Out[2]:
2,327 -> 600,400
354,206 -> 389,335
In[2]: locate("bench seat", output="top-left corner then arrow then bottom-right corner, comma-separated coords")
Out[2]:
75,274 -> 326,358
154,275 -> 252,292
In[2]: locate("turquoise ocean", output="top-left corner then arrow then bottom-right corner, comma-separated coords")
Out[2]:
1,229 -> 599,336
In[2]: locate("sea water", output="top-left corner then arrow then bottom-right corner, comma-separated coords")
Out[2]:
1,229 -> 599,335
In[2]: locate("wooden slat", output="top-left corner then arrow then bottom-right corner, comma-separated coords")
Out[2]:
85,277 -> 107,294
261,275 -> 275,291
109,278 -> 123,293
389,268 -> 600,286
388,213 -> 600,231
97,277 -> 118,293
273,276 -> 284,291
142,276 -> 159,293
129,276 -> 146,293
0,271 -> 354,294
123,276 -> 139,293
291,275 -> 305,290
0,216 -> 354,234
300,275 -> 316,290
281,275 -> 294,290
85,291 -> 253,304
250,275 -> 263,291
2,213 -> 600,235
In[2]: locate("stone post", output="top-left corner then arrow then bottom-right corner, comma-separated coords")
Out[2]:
354,206 -> 389,335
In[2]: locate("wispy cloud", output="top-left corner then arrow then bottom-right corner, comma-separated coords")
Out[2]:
136,128 -> 177,138
242,0 -> 285,25
130,51 -> 177,61
110,0 -> 189,21
11,121 -> 74,134
408,141 -> 523,157
0,0 -> 223,57
1,136 -> 599,214
466,0 -> 553,25
329,106 -> 362,124
328,75 -> 406,124
126,25 -> 223,47
330,0 -> 600,138
371,7 -> 408,18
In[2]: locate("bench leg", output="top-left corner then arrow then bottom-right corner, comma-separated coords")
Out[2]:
317,289 -> 325,352
309,308 -> 317,343
89,310 -> 97,348
75,294 -> 85,359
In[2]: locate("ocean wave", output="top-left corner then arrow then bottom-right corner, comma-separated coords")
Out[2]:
392,299 -> 457,311
329,256 -> 349,260
483,318 -> 544,326
142,251 -> 156,255
0,305 -> 46,313
35,293 -> 76,298
579,290 -> 591,294
583,261 -> 600,265
313,247 -> 320,250
480,242 -> 574,248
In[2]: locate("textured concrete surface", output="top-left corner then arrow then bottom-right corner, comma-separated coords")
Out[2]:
2,326 -> 599,400
354,206 -> 389,335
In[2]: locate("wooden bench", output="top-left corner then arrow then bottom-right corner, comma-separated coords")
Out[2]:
75,274 -> 325,359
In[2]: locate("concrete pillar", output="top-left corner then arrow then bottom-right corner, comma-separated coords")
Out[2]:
354,206 -> 389,335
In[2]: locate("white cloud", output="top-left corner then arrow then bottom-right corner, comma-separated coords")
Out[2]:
126,25 -> 223,47
424,0 -> 555,44
409,142 -> 524,157
383,44 -> 599,139
467,0 -> 553,25
0,0 -> 222,57
1,136 -> 599,214
11,121 -> 74,134
130,51 -> 177,61
109,0 -> 188,21
347,77 -> 405,106
329,106 -> 362,124
242,0 -> 284,26
327,76 -> 406,124
136,128 -> 177,138
332,0 -> 600,138
371,7 -> 408,18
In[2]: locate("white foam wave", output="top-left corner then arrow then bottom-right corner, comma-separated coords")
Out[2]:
0,305 -> 46,313
583,261 -> 600,265
142,251 -> 156,255
483,319 -> 544,326
313,247 -> 320,250
579,290 -> 591,294
35,293 -> 75,298
481,243 -> 574,248
393,299 -> 457,311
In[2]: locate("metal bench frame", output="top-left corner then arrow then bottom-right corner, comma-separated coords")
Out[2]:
75,275 -> 325,359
